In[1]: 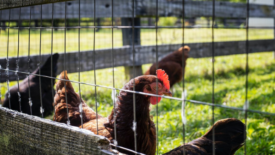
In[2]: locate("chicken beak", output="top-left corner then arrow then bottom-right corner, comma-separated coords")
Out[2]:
163,90 -> 172,96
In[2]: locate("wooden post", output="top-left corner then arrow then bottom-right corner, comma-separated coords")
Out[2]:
121,18 -> 143,80
35,20 -> 39,27
17,20 -> 22,30
1,21 -> 6,31
0,107 -> 112,154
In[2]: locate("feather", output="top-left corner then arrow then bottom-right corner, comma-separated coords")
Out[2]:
3,53 -> 59,117
54,73 -> 169,155
164,118 -> 246,155
145,46 -> 190,88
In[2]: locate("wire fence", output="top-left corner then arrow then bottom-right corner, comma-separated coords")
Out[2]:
0,0 -> 275,154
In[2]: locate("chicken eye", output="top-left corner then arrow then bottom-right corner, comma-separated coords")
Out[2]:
157,83 -> 162,89
146,85 -> 152,91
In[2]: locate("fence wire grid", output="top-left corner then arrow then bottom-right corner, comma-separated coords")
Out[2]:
0,0 -> 275,155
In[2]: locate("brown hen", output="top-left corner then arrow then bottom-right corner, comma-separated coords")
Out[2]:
164,118 -> 246,155
54,70 -> 172,155
145,46 -> 190,88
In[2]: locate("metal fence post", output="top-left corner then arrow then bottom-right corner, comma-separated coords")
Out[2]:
121,18 -> 142,80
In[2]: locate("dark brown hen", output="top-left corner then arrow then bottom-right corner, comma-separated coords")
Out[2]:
163,118 -> 246,155
3,53 -> 59,117
54,70 -> 172,155
145,46 -> 190,88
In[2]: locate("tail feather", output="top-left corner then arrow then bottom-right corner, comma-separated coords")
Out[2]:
41,53 -> 59,73
54,71 -> 100,126
35,53 -> 59,76
54,70 -> 81,125
179,45 -> 190,59
32,53 -> 59,89
144,69 -> 150,75
178,45 -> 190,52
184,45 -> 191,52
2,53 -> 59,117
203,118 -> 246,155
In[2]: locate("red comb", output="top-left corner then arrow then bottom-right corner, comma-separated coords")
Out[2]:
156,69 -> 170,90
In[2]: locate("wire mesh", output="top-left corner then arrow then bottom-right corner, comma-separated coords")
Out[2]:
0,0 -> 275,155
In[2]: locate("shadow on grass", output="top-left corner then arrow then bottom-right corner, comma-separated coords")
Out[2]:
249,90 -> 275,109
185,62 -> 275,82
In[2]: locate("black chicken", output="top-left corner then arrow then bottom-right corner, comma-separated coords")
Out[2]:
3,53 -> 59,117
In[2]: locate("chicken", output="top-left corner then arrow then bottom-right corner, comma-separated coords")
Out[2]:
163,118 -> 246,155
145,46 -> 190,88
3,53 -> 59,117
53,69 -> 172,155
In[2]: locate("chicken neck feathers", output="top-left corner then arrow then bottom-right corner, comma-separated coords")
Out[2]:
106,76 -> 157,155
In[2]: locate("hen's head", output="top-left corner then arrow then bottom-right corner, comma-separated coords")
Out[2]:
178,45 -> 190,58
130,69 -> 172,105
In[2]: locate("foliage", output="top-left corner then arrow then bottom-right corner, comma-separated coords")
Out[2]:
158,17 -> 178,27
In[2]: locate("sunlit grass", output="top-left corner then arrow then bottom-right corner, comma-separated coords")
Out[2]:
0,28 -> 273,58
0,28 -> 274,154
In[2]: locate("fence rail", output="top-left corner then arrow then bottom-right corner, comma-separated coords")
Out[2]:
0,107 -> 112,155
0,0 -> 274,19
0,0 -> 69,10
1,39 -> 274,82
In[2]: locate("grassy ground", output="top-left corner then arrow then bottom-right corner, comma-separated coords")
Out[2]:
66,52 -> 275,155
156,52 -> 275,154
2,52 -> 274,154
0,28 -> 273,57
0,29 -> 275,154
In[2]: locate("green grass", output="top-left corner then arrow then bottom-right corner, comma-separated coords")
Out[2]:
2,52 -> 274,154
70,52 -> 275,154
0,29 -> 275,154
152,52 -> 275,154
0,28 -> 273,57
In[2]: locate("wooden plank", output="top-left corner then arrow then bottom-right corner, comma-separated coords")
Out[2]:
138,0 -> 275,18
0,39 -> 274,82
0,0 -> 132,20
0,107 -> 112,155
0,0 -> 274,20
0,0 -> 69,10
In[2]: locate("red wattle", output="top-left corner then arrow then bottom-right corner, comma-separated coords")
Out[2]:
150,96 -> 162,105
